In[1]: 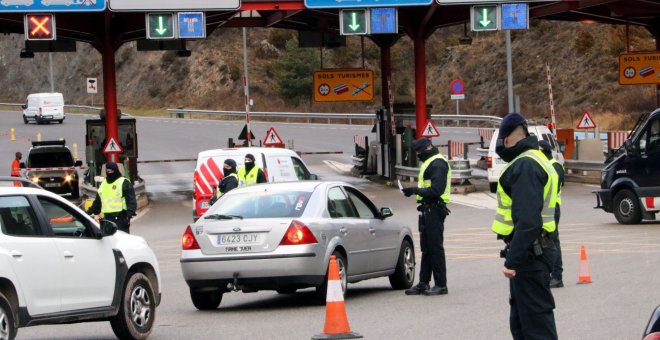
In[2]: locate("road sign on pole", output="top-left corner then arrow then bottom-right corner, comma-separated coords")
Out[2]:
619,52 -> 660,85
24,14 -> 55,40
340,9 -> 368,35
263,128 -> 284,147
177,12 -> 205,39
450,79 -> 465,95
576,111 -> 596,129
147,13 -> 175,39
313,69 -> 374,102
471,4 -> 498,31
87,78 -> 97,94
370,8 -> 397,34
501,3 -> 528,30
421,120 -> 440,138
103,137 -> 124,154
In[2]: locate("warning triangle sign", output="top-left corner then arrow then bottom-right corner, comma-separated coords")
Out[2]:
263,127 -> 284,146
421,120 -> 440,137
103,137 -> 123,154
576,111 -> 596,129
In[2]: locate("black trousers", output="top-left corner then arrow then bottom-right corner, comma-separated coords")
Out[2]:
418,205 -> 447,287
509,260 -> 557,340
105,212 -> 131,233
550,205 -> 563,280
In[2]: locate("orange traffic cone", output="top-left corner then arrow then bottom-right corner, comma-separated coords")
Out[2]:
577,245 -> 592,284
312,255 -> 362,340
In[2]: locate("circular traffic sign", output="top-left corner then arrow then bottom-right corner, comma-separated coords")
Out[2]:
318,83 -> 330,96
624,67 -> 636,79
450,79 -> 465,95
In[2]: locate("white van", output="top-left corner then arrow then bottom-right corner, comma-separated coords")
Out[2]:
193,147 -> 317,220
488,125 -> 565,193
22,92 -> 65,124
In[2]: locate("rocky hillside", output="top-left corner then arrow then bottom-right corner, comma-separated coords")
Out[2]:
0,20 -> 655,129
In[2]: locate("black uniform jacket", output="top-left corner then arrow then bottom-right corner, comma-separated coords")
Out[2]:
219,175 -> 238,194
499,136 -> 553,272
416,148 -> 449,204
88,178 -> 137,217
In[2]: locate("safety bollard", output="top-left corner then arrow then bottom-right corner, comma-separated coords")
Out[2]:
73,143 -> 78,160
36,132 -> 41,142
10,128 -> 15,141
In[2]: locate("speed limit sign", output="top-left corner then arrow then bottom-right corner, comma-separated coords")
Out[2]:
318,83 -> 330,96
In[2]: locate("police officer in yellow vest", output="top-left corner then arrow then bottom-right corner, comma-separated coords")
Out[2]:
237,153 -> 267,187
492,113 -> 559,340
539,140 -> 565,289
87,162 -> 137,233
402,138 -> 451,296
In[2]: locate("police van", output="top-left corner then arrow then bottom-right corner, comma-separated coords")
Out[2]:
24,140 -> 82,198
192,147 -> 317,220
487,125 -> 565,193
595,108 -> 660,224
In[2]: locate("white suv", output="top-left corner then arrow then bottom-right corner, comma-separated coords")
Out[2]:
0,177 -> 161,340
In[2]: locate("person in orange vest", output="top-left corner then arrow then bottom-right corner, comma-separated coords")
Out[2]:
10,152 -> 22,187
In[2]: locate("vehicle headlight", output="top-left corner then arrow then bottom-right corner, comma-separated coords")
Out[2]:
64,175 -> 72,182
31,177 -> 39,183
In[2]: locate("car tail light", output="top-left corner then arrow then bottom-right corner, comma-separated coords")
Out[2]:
644,333 -> 660,340
279,220 -> 318,245
182,225 -> 200,250
487,156 -> 492,169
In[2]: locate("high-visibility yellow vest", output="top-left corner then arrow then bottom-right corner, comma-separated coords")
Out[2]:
217,173 -> 238,197
548,158 -> 563,206
238,166 -> 261,187
491,149 -> 558,236
99,177 -> 127,213
416,153 -> 451,204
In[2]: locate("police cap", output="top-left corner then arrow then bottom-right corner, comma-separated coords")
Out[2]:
498,112 -> 528,139
413,138 -> 432,152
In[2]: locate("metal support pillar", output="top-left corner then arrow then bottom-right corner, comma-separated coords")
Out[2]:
102,11 -> 119,163
414,31 -> 427,139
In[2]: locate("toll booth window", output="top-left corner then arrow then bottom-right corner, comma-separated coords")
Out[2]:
38,197 -> 91,238
29,151 -> 74,167
0,196 -> 41,237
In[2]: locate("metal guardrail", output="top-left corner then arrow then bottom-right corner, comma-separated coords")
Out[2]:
564,160 -> 604,172
395,159 -> 473,181
0,103 -> 103,112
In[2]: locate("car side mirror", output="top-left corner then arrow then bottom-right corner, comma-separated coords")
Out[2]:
99,219 -> 118,237
21,104 -> 27,109
308,173 -> 318,180
379,207 -> 393,219
74,160 -> 83,167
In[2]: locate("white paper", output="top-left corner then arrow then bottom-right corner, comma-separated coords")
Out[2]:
398,179 -> 404,192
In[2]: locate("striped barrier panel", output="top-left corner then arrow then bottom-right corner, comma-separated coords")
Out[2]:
354,135 -> 367,149
607,131 -> 629,150
448,141 -> 464,160
478,128 -> 496,141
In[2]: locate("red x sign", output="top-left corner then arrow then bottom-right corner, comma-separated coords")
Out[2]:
25,14 -> 56,41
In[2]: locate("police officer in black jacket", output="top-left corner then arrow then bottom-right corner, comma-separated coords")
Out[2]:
492,113 -> 559,340
402,138 -> 451,296
539,140 -> 565,288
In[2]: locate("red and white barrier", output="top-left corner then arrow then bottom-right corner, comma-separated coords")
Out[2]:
478,128 -> 496,141
607,131 -> 629,150
449,141 -> 464,159
194,157 -> 223,196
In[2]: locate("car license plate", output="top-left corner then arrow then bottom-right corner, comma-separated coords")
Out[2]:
44,183 -> 61,188
217,233 -> 261,246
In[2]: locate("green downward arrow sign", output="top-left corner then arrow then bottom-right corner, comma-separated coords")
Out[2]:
155,16 -> 167,35
479,8 -> 492,27
348,12 -> 360,31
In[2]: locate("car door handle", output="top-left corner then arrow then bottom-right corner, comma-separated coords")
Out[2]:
339,227 -> 347,235
63,251 -> 74,259
10,250 -> 22,259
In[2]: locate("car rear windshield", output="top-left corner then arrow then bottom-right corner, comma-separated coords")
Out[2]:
28,151 -> 74,168
208,190 -> 312,219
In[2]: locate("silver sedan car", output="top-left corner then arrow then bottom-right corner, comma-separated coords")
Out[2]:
180,181 -> 415,310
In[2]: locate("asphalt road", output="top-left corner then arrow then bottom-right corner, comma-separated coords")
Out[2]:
2,112 -> 660,339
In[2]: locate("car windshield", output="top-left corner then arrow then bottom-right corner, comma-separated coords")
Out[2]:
206,190 -> 312,219
28,151 -> 73,168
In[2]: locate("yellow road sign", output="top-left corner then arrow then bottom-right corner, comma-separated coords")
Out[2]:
313,69 -> 374,102
619,52 -> 660,85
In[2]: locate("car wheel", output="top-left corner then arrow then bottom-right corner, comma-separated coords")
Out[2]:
614,189 -> 642,224
389,240 -> 415,290
190,288 -> 223,310
71,182 -> 80,199
315,251 -> 347,300
110,272 -> 156,340
22,115 -> 28,124
0,292 -> 17,340
489,182 -> 498,193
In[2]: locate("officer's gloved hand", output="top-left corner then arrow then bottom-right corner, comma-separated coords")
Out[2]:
402,187 -> 418,197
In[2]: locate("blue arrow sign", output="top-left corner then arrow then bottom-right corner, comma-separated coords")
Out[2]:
0,0 -> 106,12
306,0 -> 430,9
178,12 -> 205,39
